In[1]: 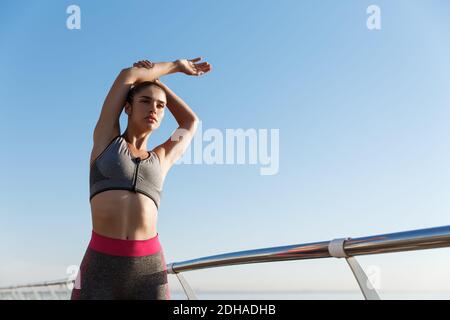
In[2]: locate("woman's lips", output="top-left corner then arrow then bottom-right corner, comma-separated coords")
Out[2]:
146,117 -> 157,122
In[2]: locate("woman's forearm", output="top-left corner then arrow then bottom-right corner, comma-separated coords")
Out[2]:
157,81 -> 199,126
121,61 -> 180,85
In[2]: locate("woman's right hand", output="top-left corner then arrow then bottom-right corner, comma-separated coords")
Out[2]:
133,60 -> 154,69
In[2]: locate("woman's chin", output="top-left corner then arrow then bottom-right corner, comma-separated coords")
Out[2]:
146,123 -> 159,130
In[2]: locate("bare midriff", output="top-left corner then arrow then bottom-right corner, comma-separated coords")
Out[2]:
90,190 -> 158,241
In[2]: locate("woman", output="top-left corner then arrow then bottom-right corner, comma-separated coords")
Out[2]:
71,57 -> 212,300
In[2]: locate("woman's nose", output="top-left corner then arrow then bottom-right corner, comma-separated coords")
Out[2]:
149,102 -> 158,111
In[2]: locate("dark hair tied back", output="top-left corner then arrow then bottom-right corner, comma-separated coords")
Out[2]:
126,81 -> 165,105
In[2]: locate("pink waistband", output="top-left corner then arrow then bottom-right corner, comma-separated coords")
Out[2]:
88,230 -> 162,257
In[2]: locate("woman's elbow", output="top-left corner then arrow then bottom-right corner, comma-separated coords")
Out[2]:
118,67 -> 138,84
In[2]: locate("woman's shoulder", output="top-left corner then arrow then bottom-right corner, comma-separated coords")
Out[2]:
90,133 -> 122,167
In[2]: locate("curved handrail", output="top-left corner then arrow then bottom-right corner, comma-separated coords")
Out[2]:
0,279 -> 73,291
167,225 -> 450,273
1,224 -> 449,298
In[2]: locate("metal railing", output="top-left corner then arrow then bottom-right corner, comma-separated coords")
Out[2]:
1,224 -> 449,300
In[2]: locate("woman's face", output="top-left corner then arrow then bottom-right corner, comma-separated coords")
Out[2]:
126,85 -> 166,131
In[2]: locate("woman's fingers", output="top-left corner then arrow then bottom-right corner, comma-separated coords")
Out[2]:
196,64 -> 211,71
133,60 -> 154,69
190,61 -> 211,73
196,65 -> 211,73
195,62 -> 209,67
194,66 -> 206,76
189,57 -> 202,63
144,60 -> 154,68
194,62 -> 211,73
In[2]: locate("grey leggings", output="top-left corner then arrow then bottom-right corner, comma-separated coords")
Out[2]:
71,230 -> 170,300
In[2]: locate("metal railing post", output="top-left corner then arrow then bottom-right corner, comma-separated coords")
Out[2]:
167,263 -> 197,300
328,237 -> 380,300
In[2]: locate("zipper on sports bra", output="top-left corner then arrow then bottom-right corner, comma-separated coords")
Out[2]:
133,158 -> 141,190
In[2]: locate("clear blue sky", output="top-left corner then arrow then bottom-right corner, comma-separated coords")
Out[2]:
1,0 -> 449,295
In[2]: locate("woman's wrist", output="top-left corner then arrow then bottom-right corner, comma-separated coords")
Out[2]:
172,60 -> 183,73
151,61 -> 180,78
122,61 -> 180,84
123,56 -> 210,83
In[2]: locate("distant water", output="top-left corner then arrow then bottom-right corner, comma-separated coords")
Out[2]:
170,291 -> 450,300
2,290 -> 449,300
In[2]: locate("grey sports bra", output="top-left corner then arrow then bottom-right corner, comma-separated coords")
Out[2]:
89,134 -> 163,209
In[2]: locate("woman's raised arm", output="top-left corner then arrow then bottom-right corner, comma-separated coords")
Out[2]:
121,60 -> 179,85
123,57 -> 211,84
93,59 -> 187,142
151,77 -> 205,178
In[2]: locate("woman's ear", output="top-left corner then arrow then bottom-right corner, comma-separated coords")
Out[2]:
124,101 -> 132,116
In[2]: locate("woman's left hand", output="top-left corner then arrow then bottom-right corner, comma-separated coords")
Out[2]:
176,57 -> 212,76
